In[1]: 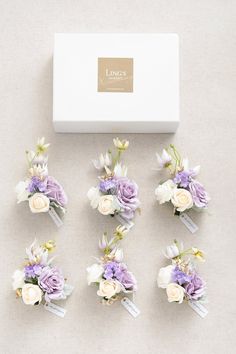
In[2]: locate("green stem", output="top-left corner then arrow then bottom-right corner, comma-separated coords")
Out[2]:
168,145 -> 182,173
113,150 -> 122,168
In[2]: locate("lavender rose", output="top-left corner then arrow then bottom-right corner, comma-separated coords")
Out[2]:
116,177 -> 139,220
45,176 -> 68,207
188,180 -> 209,208
119,268 -> 137,292
38,266 -> 65,302
184,273 -> 206,301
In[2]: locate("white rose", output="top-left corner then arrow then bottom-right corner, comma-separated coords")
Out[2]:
98,195 -> 117,215
29,193 -> 50,213
87,264 -> 104,285
12,270 -> 25,290
171,188 -> 193,212
166,283 -> 185,303
21,284 -> 43,305
157,265 -> 174,289
15,181 -> 29,203
97,280 -> 121,299
87,187 -> 101,209
155,180 -> 176,204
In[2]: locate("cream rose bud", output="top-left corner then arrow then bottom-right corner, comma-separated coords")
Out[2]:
21,284 -> 43,305
29,193 -> 50,213
166,283 -> 185,303
12,270 -> 25,290
165,243 -> 180,259
97,280 -> 121,299
87,264 -> 104,285
98,195 -> 117,215
155,180 -> 176,204
157,265 -> 174,288
171,188 -> 193,212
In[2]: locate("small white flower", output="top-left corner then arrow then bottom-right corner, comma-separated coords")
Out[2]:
36,137 -> 50,154
15,181 -> 29,203
113,138 -> 129,151
26,239 -> 49,265
21,284 -> 43,305
182,157 -> 200,176
110,248 -> 124,262
157,265 -> 174,289
164,241 -> 183,259
12,270 -> 25,290
87,187 -> 101,209
98,233 -> 107,250
92,153 -> 112,170
156,149 -> 172,169
114,225 -> 129,239
166,283 -> 185,303
114,163 -> 128,177
155,180 -> 176,204
87,264 -> 104,285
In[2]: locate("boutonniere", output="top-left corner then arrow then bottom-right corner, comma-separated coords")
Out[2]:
157,240 -> 208,317
15,137 -> 68,226
155,145 -> 210,232
12,240 -> 73,316
87,226 -> 139,316
87,138 -> 140,228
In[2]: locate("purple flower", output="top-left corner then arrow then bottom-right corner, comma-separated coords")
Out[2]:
99,178 -> 117,194
119,267 -> 137,291
103,261 -> 137,291
116,177 -> 139,220
188,180 -> 209,208
38,266 -> 65,302
28,176 -> 47,193
24,263 -> 44,278
174,170 -> 196,188
172,266 -> 191,286
44,176 -> 68,207
104,261 -> 120,279
184,273 -> 206,301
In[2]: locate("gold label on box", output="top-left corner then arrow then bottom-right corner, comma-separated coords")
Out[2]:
98,58 -> 133,92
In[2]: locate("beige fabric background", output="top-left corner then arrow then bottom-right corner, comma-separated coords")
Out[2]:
0,1 -> 236,353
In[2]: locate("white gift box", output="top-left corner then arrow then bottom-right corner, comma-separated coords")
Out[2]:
53,33 -> 179,133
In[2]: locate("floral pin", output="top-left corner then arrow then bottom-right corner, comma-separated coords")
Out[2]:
157,240 -> 208,317
15,137 -> 68,226
87,225 -> 138,307
87,138 -> 140,228
155,145 -> 210,231
155,145 -> 210,214
12,240 -> 73,314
